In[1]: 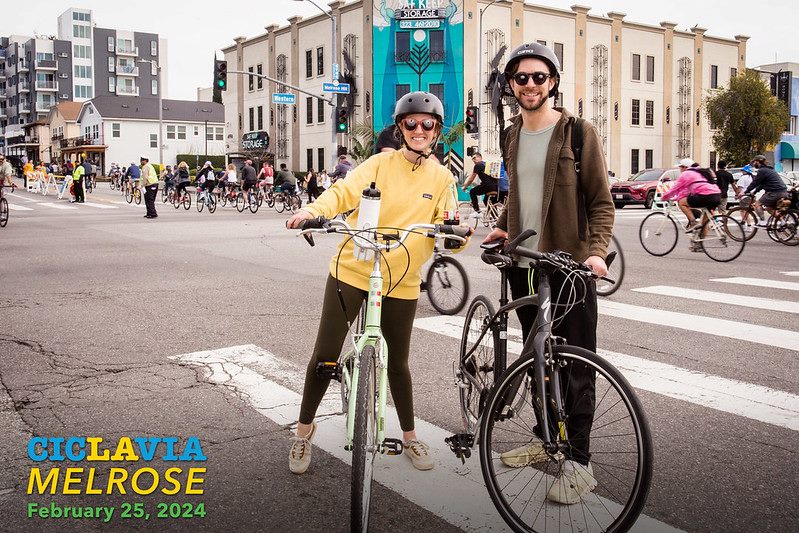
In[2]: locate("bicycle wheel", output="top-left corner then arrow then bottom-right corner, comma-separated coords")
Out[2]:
479,345 -> 653,533
770,209 -> 799,246
638,212 -> 678,256
236,192 -> 246,212
134,189 -> 142,205
248,193 -> 259,214
698,215 -> 745,262
266,191 -> 275,208
459,296 -> 499,434
351,345 -> 377,533
596,235 -> 624,297
725,207 -> 758,241
182,193 -> 191,210
426,256 -> 470,315
274,195 -> 286,213
207,195 -> 217,214
289,194 -> 303,213
125,187 -> 133,204
0,198 -> 9,227
196,193 -> 205,212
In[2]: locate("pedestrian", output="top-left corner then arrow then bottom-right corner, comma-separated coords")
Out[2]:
319,169 -> 331,190
484,42 -> 614,504
140,156 -> 159,218
0,154 -> 14,189
72,158 -> 85,203
715,160 -> 735,212
304,168 -> 321,203
327,154 -> 353,184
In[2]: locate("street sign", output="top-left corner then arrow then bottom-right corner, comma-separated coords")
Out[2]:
272,92 -> 296,105
323,82 -> 350,94
332,63 -> 340,81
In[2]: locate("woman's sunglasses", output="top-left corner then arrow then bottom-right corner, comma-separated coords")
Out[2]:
512,71 -> 552,86
401,118 -> 436,132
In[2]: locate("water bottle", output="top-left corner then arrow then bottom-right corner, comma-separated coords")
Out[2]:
354,181 -> 381,261
443,180 -> 462,249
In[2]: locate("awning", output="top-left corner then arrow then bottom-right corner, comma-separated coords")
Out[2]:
780,141 -> 799,159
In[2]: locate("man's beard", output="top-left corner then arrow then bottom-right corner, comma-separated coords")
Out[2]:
514,90 -> 548,112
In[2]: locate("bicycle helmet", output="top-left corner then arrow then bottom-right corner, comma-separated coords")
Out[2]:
392,91 -> 444,167
503,42 -> 561,98
742,164 -> 754,174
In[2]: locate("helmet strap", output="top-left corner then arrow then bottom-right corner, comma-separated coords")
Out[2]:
398,126 -> 441,171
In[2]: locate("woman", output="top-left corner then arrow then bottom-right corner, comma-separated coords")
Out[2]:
175,161 -> 191,199
661,160 -> 721,231
319,169 -> 331,191
286,92 -> 466,475
304,168 -> 320,203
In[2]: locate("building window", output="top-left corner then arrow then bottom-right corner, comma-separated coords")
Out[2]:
316,46 -> 324,76
150,62 -> 157,76
632,53 -> 641,81
537,39 -> 547,46
167,124 -> 176,139
74,85 -> 92,98
317,98 -> 325,123
631,99 -> 640,126
72,25 -> 90,39
108,57 -> 114,73
194,126 -> 199,136
645,100 -> 654,126
709,151 -> 717,169
108,76 -> 115,92
428,83 -> 444,104
429,30 -> 444,62
73,11 -> 90,21
554,42 -> 564,70
150,133 -> 157,148
151,79 -> 158,95
317,148 -> 324,170
307,148 -> 313,172
256,64 -> 263,89
257,106 -> 263,130
248,66 -> 254,91
646,55 -> 655,82
730,67 -> 738,78
631,149 -> 640,174
215,126 -> 223,141
395,32 -> 410,62
249,107 -> 254,132
306,97 -> 313,124
150,41 -> 157,56
396,84 -> 411,101
645,149 -> 653,169
555,92 -> 564,108
112,123 -> 120,138
710,65 -> 718,89
107,36 -> 114,52
73,44 -> 91,59
74,65 -> 92,78
305,50 -> 313,78
177,125 -> 186,140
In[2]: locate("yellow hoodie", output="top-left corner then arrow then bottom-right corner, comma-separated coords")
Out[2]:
303,150 -> 461,300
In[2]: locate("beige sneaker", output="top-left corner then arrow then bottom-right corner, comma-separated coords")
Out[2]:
289,423 -> 317,475
500,438 -> 548,468
404,439 -> 434,471
546,460 -> 597,504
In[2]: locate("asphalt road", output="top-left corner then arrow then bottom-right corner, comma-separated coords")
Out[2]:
1,181 -> 796,532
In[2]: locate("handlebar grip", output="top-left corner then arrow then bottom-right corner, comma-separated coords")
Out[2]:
298,216 -> 328,230
436,224 -> 471,238
505,229 -> 537,254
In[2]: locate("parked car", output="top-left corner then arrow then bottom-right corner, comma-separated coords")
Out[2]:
610,168 -> 678,209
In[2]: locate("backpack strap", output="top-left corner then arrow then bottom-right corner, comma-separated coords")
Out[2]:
570,116 -> 584,187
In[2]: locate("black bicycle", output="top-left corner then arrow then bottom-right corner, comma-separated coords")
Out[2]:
448,229 -> 652,533
420,243 -> 469,315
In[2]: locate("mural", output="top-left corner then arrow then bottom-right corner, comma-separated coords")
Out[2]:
373,0 -> 464,177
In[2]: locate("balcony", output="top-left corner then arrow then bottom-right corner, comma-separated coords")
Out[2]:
116,45 -> 138,57
116,65 -> 139,77
60,134 -> 104,149
20,103 -> 31,114
116,85 -> 139,96
0,110 -> 6,120
35,59 -> 58,70
18,60 -> 29,72
35,80 -> 58,91
18,80 -> 30,93
36,101 -> 55,113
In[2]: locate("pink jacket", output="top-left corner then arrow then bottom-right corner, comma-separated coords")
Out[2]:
661,169 -> 721,201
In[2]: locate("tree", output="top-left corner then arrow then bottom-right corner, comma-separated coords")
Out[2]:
705,69 -> 789,164
349,121 -> 377,163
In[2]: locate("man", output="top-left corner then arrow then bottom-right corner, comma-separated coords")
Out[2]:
461,152 -> 498,217
0,154 -> 14,189
327,155 -> 353,183
374,124 -> 402,153
484,42 -> 614,504
746,155 -> 788,219
140,156 -> 158,218
72,159 -> 86,203
274,163 -> 296,192
241,159 -> 258,205
83,158 -> 94,193
715,160 -> 735,212
125,162 -> 141,195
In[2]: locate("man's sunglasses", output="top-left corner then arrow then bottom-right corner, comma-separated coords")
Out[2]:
512,71 -> 552,86
401,118 -> 436,132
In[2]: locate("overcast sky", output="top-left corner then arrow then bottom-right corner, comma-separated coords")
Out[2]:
4,0 -> 796,100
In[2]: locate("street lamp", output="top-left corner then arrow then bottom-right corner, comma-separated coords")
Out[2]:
295,0 -> 338,170
138,59 -> 163,169
477,0 -> 506,152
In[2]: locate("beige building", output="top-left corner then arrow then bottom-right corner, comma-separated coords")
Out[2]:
44,101 -> 83,164
222,0 -> 747,178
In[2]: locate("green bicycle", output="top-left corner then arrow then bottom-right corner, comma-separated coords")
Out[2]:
298,216 -> 469,532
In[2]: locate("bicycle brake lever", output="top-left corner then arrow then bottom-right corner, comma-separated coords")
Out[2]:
303,233 -> 315,247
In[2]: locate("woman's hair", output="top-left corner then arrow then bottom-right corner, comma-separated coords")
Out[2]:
227,163 -> 236,171
178,161 -> 188,169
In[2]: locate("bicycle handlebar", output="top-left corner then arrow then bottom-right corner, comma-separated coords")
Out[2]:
296,216 -> 469,249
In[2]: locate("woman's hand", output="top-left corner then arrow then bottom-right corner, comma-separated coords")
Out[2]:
286,209 -> 314,229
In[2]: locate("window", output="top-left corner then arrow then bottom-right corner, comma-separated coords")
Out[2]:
257,64 -> 263,89
249,107 -> 254,131
317,148 -> 324,170
306,97 -> 313,124
206,126 -> 214,141
645,149 -> 653,169
177,125 -> 186,140
151,79 -> 158,95
709,151 -> 717,170
317,98 -> 325,123
631,99 -> 640,126
554,43 -> 564,70
74,85 -> 92,98
150,133 -> 157,148
108,57 -> 114,72
72,11 -> 90,22
631,149 -> 640,174
74,65 -> 92,78
194,126 -> 199,136
395,32 -> 410,62
710,64 -> 718,89
72,45 -> 92,59
215,126 -> 223,141
730,67 -> 738,78
166,124 -> 176,139
537,40 -> 547,46
396,84 -> 411,101
108,76 -> 115,92
428,83 -> 444,104
72,25 -> 90,39
248,66 -> 254,91
107,36 -> 114,52
646,56 -> 655,82
430,31 -> 444,62
316,46 -> 324,76
305,50 -> 313,78
150,41 -> 157,56
555,92 -> 564,108
631,53 -> 641,81
257,106 -> 263,130
150,62 -> 157,76
307,148 -> 313,172
645,100 -> 654,126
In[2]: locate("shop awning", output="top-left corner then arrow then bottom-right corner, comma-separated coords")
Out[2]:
780,141 -> 799,159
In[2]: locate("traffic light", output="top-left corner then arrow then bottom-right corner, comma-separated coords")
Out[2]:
335,106 -> 349,134
214,60 -> 228,91
465,105 -> 479,134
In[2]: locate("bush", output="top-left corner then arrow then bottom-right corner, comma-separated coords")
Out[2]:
174,154 -> 226,170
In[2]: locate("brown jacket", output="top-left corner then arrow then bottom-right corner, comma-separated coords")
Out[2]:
496,108 -> 614,262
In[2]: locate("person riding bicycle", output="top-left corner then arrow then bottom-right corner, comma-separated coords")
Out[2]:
197,161 -> 217,202
273,163 -> 296,194
745,155 -> 789,219
462,152 -> 498,218
125,162 -> 141,195
661,158 -> 721,232
285,91 -> 468,475
161,165 -> 175,196
174,161 -> 191,199
484,42 -> 614,504
241,159 -> 258,205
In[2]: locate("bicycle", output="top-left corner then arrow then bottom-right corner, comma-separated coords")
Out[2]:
297,216 -> 469,532
769,192 -> 798,246
420,243 -> 469,315
272,185 -> 302,214
161,182 -> 175,203
236,186 -> 259,214
0,184 -> 11,228
172,187 -> 191,210
638,201 -> 745,262
448,230 -> 651,532
726,195 -> 781,243
196,187 -> 217,214
595,235 -> 623,297
125,184 -> 142,205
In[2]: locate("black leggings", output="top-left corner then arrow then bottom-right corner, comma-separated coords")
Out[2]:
176,181 -> 189,196
299,275 -> 419,431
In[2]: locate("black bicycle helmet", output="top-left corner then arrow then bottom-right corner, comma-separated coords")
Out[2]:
392,91 -> 444,124
502,42 -> 561,98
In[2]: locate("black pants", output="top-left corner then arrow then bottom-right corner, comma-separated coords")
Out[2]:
470,183 -> 498,210
508,266 -> 597,465
73,179 -> 84,202
307,185 -> 321,202
176,181 -> 189,196
144,183 -> 158,216
299,276 -> 419,431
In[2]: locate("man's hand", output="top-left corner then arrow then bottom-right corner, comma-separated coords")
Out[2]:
286,209 -> 314,229
584,255 -> 608,277
483,228 -> 508,245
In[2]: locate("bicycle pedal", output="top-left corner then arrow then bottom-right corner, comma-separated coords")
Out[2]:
382,438 -> 403,456
315,362 -> 342,381
445,433 -> 474,464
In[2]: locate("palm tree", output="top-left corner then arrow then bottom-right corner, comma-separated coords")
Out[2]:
349,121 -> 377,163
440,121 -> 465,175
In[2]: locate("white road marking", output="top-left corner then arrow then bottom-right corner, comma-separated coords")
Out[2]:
171,345 -> 679,533
81,201 -> 118,209
414,315 -> 799,432
599,300 -> 799,352
7,204 -> 34,211
39,202 -> 78,210
711,277 -> 799,292
6,192 -> 41,203
631,285 -> 799,315
779,271 -> 799,277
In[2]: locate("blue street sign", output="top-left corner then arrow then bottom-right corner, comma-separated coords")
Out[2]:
333,63 -> 340,81
322,82 -> 350,94
272,92 -> 296,104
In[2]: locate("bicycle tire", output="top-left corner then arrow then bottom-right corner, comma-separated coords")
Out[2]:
208,195 -> 217,214
248,193 -> 259,214
351,345 -> 377,533
290,194 -> 303,213
0,198 -> 8,227
479,345 -> 653,533
725,207 -> 758,241
274,195 -> 286,213
770,209 -> 799,246
196,193 -> 205,212
182,193 -> 191,210
698,214 -> 745,262
125,188 -> 133,204
266,191 -> 275,208
236,192 -> 246,213
596,235 -> 624,297
134,189 -> 142,205
639,212 -> 678,256
459,296 -> 499,434
426,256 -> 470,315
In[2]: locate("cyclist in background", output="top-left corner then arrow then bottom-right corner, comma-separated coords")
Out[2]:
661,159 -> 721,232
220,163 -> 238,197
274,163 -> 296,193
285,91 -> 468,475
462,152 -> 498,218
746,155 -> 789,218
125,161 -> 141,196
174,161 -> 191,199
161,165 -> 175,197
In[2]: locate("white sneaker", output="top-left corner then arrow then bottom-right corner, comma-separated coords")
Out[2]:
288,423 -> 317,475
500,438 -> 548,468
404,439 -> 434,471
546,460 -> 597,504
469,211 -> 481,220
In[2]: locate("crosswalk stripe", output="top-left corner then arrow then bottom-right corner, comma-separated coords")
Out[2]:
414,315 -> 799,432
599,300 -> 799,351
81,201 -> 118,209
7,204 -> 34,211
631,285 -> 799,314
6,193 -> 41,203
780,271 -> 799,277
710,277 -> 799,292
171,345 -> 679,533
39,202 -> 77,210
